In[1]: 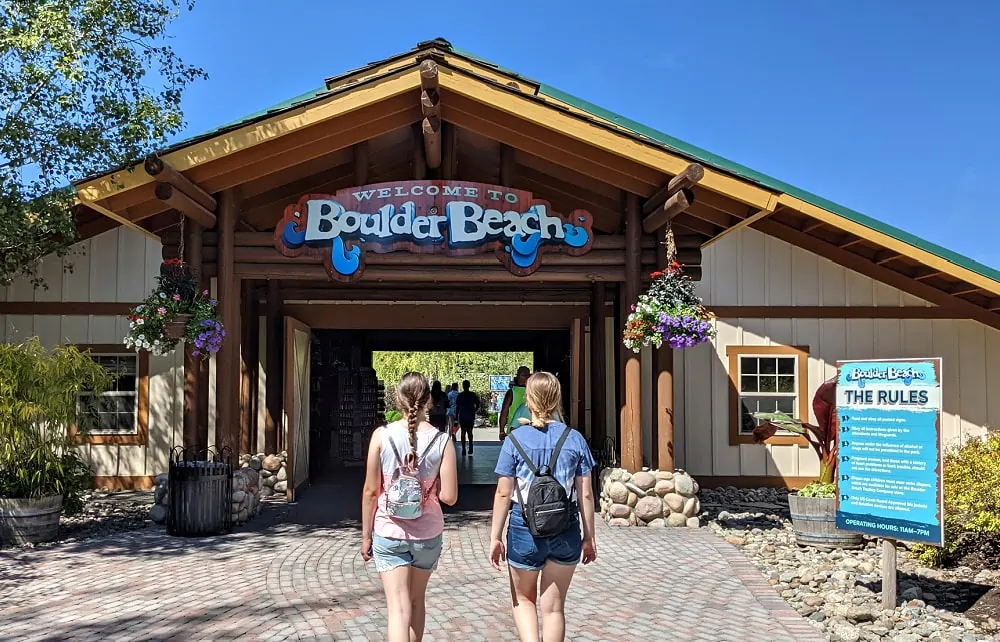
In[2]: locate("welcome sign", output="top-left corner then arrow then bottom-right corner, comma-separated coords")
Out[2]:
273,180 -> 594,282
834,358 -> 944,546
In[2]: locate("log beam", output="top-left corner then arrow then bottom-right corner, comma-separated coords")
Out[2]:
802,220 -> 825,234
589,282 -> 607,446
989,298 -> 1000,312
412,123 -> 427,180
216,188 -> 240,453
144,155 -> 217,212
642,188 -> 694,233
950,285 -> 984,297
264,280 -> 282,454
622,192 -> 643,471
874,250 -> 902,266
441,123 -> 458,180
353,142 -> 370,185
420,59 -> 442,170
155,183 -> 217,229
500,144 -> 516,188
642,164 -> 704,215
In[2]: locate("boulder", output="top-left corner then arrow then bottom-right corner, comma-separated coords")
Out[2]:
682,497 -> 700,517
154,472 -> 169,485
654,479 -> 674,496
623,482 -> 646,497
631,471 -> 656,491
673,472 -> 695,496
635,496 -> 663,522
262,475 -> 276,488
608,518 -> 630,527
259,486 -> 275,498
232,490 -> 247,505
654,470 -> 674,481
148,504 -> 167,524
276,466 -> 288,482
273,480 -> 288,493
626,492 -> 638,508
685,517 -> 700,528
249,456 -> 262,471
647,518 -> 666,528
609,503 -> 631,519
663,493 -> 686,514
666,512 -> 688,527
232,475 -> 248,493
262,454 -> 282,472
607,481 -> 628,504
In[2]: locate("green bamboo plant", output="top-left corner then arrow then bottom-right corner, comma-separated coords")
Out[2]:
0,339 -> 112,513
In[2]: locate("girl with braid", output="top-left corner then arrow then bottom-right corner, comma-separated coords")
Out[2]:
361,372 -> 459,642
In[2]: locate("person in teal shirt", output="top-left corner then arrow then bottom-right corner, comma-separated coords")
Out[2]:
498,366 -> 531,441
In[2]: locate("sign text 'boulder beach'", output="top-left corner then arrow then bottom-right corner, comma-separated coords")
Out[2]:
273,180 -> 594,281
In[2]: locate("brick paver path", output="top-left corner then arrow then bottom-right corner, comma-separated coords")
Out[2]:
0,506 -> 826,642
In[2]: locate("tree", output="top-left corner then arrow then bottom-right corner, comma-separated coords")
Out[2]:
0,0 -> 206,287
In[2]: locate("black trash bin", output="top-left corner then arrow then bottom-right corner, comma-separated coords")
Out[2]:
167,447 -> 233,537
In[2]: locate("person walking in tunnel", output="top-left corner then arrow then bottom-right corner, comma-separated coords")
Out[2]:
361,372 -> 459,642
428,380 -> 450,436
488,371 -> 597,642
455,379 -> 480,456
498,365 -> 531,441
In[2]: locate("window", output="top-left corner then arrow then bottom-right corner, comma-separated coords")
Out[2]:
727,345 -> 809,446
70,346 -> 149,446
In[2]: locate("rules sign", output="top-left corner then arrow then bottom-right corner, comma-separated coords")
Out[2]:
835,358 -> 945,546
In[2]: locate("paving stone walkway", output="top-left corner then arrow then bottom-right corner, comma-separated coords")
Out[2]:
0,497 -> 827,642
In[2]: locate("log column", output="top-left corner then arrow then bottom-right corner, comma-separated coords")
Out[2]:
216,188 -> 240,453
589,282 -> 607,446
653,239 -> 675,471
621,193 -> 643,471
264,279 -> 282,454
183,221 -> 203,450
239,280 -> 258,455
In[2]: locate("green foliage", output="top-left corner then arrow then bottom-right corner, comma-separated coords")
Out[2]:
798,482 -> 836,498
0,338 -> 112,510
912,433 -> 1000,567
753,378 -> 839,484
372,351 -> 532,410
487,412 -> 499,427
0,0 -> 206,287
384,410 -> 402,422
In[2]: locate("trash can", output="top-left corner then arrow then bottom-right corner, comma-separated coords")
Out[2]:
167,447 -> 233,537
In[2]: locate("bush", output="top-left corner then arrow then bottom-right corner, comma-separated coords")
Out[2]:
912,432 -> 1000,567
487,412 -> 499,427
384,410 -> 402,422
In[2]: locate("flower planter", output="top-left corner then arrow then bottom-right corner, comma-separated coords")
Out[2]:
0,495 -> 63,545
787,494 -> 864,550
163,314 -> 192,340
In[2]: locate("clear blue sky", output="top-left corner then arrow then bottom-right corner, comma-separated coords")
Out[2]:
166,0 -> 999,269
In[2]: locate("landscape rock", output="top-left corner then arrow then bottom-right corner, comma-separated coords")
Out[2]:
673,472 -> 695,496
654,479 -> 675,496
631,471 -> 656,491
635,496 -> 663,523
608,503 -> 631,519
262,455 -> 282,472
607,481 -> 628,504
148,504 -> 167,524
276,466 -> 288,482
273,480 -> 288,493
666,512 -> 688,527
664,493 -> 686,513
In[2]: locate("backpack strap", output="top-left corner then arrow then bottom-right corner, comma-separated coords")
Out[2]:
506,431 -> 540,476
385,429 -> 406,469
546,425 -> 573,474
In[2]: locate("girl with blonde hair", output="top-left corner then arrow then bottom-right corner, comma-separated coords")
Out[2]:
488,371 -> 597,642
361,372 -> 458,642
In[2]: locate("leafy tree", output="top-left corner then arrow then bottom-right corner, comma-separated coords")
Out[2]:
0,0 -> 205,287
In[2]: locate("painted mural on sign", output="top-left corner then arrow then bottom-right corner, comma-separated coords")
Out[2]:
834,358 -> 945,546
273,180 -> 594,282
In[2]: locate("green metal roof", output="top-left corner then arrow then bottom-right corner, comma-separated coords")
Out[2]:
124,38 -> 999,284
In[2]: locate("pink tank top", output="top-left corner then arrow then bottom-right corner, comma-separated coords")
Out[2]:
373,422 -> 447,540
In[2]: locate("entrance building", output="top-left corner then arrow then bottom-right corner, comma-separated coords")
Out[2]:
3,39 -> 1000,494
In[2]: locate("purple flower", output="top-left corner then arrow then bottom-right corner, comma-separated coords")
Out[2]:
192,350 -> 200,356
209,299 -> 217,306
172,294 -> 181,301
157,306 -> 167,315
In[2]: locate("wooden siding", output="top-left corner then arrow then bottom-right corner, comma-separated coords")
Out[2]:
0,228 -> 183,479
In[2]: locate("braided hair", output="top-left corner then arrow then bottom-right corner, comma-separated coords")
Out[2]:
396,372 -> 431,467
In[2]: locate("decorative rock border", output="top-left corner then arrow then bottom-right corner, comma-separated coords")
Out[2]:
148,451 -> 288,527
599,467 -> 701,527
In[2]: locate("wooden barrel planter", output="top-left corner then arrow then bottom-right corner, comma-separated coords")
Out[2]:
0,495 -> 63,545
787,494 -> 864,550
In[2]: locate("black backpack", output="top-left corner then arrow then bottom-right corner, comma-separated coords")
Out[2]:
508,426 -> 575,538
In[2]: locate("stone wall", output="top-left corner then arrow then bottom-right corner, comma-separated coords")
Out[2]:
599,468 -> 702,527
240,451 -> 289,497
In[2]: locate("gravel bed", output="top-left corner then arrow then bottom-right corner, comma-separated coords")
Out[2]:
702,487 -> 1000,642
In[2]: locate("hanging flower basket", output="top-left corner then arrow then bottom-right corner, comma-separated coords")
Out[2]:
124,259 -> 225,358
623,260 -> 715,352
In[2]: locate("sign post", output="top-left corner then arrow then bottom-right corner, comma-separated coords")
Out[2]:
834,358 -> 944,610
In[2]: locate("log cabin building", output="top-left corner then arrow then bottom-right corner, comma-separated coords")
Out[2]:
3,39 -> 999,494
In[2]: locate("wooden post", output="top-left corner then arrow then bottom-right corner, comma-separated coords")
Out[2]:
412,123 -> 427,180
614,283 -> 624,451
654,237 -> 675,472
500,144 -> 516,187
882,539 -> 898,609
239,280 -> 255,455
589,282 -> 607,445
264,279 -> 281,455
183,221 -> 203,449
622,193 -> 643,471
353,142 -> 370,185
216,188 -> 240,454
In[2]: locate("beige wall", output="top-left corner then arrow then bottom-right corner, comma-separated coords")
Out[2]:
0,227 -> 183,480
668,228 -> 1000,479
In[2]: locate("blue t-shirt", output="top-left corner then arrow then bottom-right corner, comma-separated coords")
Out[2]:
494,422 -> 595,503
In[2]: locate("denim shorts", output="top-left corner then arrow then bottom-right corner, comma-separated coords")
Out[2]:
372,534 -> 443,574
506,505 -> 581,571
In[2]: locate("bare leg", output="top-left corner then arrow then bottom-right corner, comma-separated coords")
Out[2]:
380,565 -> 412,642
538,562 -> 577,642
407,568 -> 433,642
508,566 -> 541,642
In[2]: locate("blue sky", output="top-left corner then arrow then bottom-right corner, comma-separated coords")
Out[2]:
166,0 -> 999,269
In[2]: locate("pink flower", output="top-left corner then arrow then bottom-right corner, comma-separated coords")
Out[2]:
202,289 -> 209,295
157,307 -> 167,315
172,294 -> 181,301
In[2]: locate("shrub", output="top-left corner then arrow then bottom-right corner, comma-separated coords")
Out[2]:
912,432 -> 1000,567
798,482 -> 836,498
384,410 -> 402,422
488,412 -> 499,427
